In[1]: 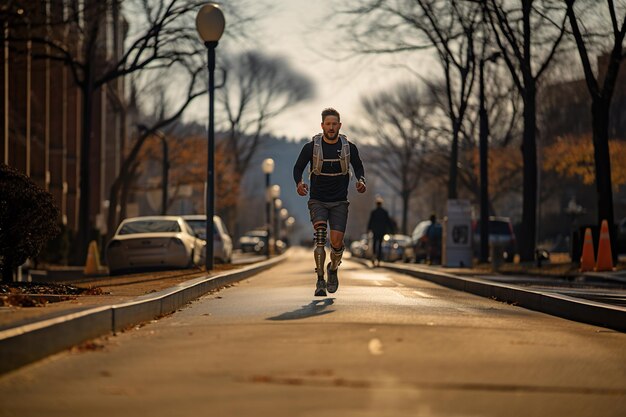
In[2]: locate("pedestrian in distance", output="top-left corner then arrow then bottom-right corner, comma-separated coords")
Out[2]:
426,213 -> 442,265
293,108 -> 367,296
367,196 -> 395,267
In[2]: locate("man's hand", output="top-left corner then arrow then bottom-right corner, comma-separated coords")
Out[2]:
297,181 -> 309,196
356,180 -> 366,193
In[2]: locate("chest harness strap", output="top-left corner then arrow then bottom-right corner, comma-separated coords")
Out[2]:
310,134 -> 350,178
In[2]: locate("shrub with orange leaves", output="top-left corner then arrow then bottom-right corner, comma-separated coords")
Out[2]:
469,144 -> 523,201
542,135 -> 626,189
137,134 -> 240,213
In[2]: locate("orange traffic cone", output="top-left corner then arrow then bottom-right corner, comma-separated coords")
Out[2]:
595,220 -> 614,272
84,240 -> 105,275
580,227 -> 595,272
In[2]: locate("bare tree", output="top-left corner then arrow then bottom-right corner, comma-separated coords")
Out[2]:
3,0 -> 254,263
340,0 -> 481,200
565,0 -> 626,250
216,51 -> 314,235
358,83 -> 435,234
483,0 -> 568,261
458,62 -> 524,211
105,64 -> 206,242
218,51 -> 314,176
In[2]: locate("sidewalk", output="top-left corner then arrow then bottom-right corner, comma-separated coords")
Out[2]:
0,253 -> 288,374
350,254 -> 626,332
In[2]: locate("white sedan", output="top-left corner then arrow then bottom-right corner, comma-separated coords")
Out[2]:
181,215 -> 233,264
106,216 -> 203,274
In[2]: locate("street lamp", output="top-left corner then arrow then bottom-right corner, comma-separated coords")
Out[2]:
196,3 -> 225,271
478,51 -> 501,263
262,158 -> 275,258
279,207 -> 289,247
270,184 -> 283,252
274,198 -> 282,253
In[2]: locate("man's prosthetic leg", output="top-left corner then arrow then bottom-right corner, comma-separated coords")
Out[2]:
326,244 -> 343,293
313,223 -> 327,296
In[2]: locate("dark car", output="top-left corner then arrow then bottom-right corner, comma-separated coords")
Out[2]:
381,234 -> 412,262
406,220 -> 442,264
238,230 -> 268,254
473,216 -> 516,262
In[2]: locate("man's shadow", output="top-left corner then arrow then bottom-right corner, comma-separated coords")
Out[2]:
266,298 -> 335,321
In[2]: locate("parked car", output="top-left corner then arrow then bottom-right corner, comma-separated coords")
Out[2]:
406,220 -> 442,263
381,234 -> 412,262
106,216 -> 203,274
472,216 -> 517,262
349,233 -> 371,259
181,215 -> 233,264
349,239 -> 364,258
239,230 -> 269,254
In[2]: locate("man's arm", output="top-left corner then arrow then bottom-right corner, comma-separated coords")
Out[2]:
293,142 -> 312,196
350,143 -> 365,182
350,143 -> 366,193
293,142 -> 312,185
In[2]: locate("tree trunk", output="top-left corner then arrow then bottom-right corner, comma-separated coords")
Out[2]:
1,264 -> 13,283
401,190 -> 410,235
447,119 -> 461,199
73,81 -> 94,266
519,85 -> 537,262
106,177 -> 122,244
120,163 -> 138,222
591,99 -> 616,261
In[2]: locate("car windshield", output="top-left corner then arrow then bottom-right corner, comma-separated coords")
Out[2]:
119,220 -> 180,235
185,220 -> 216,239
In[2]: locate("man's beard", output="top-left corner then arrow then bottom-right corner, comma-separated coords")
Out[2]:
324,131 -> 339,140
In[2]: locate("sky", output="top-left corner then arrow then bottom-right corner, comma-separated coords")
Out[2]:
185,0 -> 428,141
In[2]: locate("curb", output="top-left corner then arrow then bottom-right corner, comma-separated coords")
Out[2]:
350,258 -> 626,332
0,253 -> 288,375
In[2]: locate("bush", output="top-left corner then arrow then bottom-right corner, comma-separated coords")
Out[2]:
39,223 -> 73,265
0,163 -> 60,282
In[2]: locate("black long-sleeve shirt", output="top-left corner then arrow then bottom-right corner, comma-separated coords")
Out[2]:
293,137 -> 365,202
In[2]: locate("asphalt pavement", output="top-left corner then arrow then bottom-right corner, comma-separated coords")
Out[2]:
0,247 -> 624,417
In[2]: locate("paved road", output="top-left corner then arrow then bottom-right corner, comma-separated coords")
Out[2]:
1,248 -> 625,417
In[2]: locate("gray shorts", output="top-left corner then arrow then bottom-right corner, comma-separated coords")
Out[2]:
307,199 -> 349,232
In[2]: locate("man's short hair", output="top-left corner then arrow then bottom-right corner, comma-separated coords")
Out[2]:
322,108 -> 340,122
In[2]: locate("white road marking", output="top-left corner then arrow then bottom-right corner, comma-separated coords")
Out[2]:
368,338 -> 384,355
413,290 -> 434,298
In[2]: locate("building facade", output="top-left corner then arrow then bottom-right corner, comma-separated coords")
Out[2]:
1,0 -> 127,238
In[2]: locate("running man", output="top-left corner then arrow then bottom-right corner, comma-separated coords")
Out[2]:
293,108 -> 367,296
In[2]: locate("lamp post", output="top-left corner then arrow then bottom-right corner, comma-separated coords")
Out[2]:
262,158 -> 275,258
286,216 -> 295,237
270,185 -> 281,254
478,51 -> 500,263
280,207 -> 288,247
274,198 -> 282,253
196,3 -> 225,271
